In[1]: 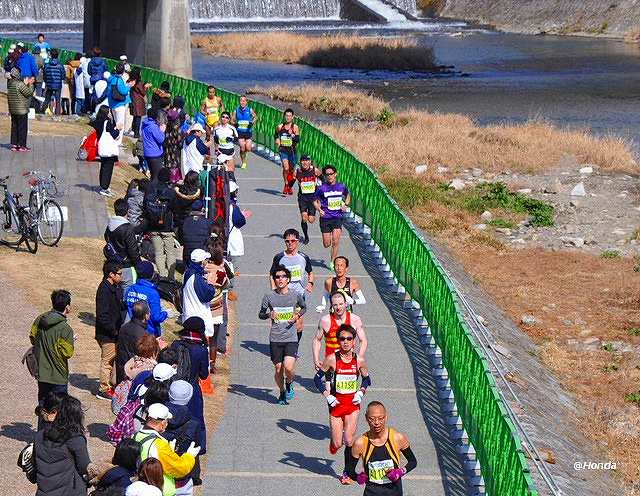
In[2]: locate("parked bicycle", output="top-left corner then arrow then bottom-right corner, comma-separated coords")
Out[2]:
0,175 -> 38,254
24,170 -> 64,246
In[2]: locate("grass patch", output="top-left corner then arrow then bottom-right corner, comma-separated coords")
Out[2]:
488,218 -> 516,229
625,392 -> 640,406
602,342 -> 615,353
384,178 -> 554,227
247,84 -> 389,121
628,327 -> 640,336
603,363 -> 619,373
192,33 -> 438,72
601,250 -> 621,259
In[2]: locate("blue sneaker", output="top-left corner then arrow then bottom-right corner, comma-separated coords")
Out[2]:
285,382 -> 295,401
278,391 -> 289,405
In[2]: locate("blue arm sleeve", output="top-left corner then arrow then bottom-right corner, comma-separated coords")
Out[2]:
195,137 -> 209,155
193,274 -> 217,303
314,370 -> 326,392
148,290 -> 168,326
361,375 -> 371,389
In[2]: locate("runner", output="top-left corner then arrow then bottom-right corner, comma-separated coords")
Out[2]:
213,111 -> 238,172
313,291 -> 367,370
314,324 -> 371,484
294,154 -> 322,245
258,266 -> 307,405
346,401 -> 417,495
201,85 -> 224,137
270,228 -> 314,347
275,108 -> 300,196
316,255 -> 366,313
232,95 -> 257,170
314,165 -> 351,270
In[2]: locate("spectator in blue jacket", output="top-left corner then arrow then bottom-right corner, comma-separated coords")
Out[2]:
141,107 -> 167,183
107,62 -> 132,141
87,46 -> 108,86
16,43 -> 39,78
43,48 -> 66,115
124,261 -> 168,337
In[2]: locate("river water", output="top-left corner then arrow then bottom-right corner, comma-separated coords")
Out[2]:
7,24 -> 640,148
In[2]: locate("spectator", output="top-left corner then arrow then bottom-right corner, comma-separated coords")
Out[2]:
115,300 -> 151,384
169,318 -> 209,455
165,380 -> 204,490
180,200 -> 214,265
227,181 -> 249,270
203,246 -> 231,367
104,198 -> 142,291
88,46 -> 108,87
80,54 -> 92,113
94,70 -> 111,116
133,403 -> 199,496
30,290 -> 74,405
73,57 -> 86,115
173,171 -> 201,241
43,48 -> 66,114
60,62 -> 71,115
95,261 -> 126,400
124,333 -> 159,382
126,178 -> 150,234
107,378 -> 148,446
125,458 -> 164,496
107,62 -> 132,138
3,45 -> 16,72
142,107 -> 167,183
35,391 -> 66,431
7,66 -> 34,152
33,47 -> 46,98
129,68 -> 150,138
33,394 -> 91,496
182,250 -> 217,342
145,167 -> 177,279
93,105 -> 123,197
16,42 -> 39,78
125,261 -> 168,338
164,96 -> 187,181
90,438 -> 140,492
35,33 -> 50,53
150,81 -> 172,111
181,124 -> 210,177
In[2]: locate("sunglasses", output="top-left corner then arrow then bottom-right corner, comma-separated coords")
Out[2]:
338,335 -> 354,341
274,274 -> 288,280
326,171 -> 336,176
284,239 -> 299,244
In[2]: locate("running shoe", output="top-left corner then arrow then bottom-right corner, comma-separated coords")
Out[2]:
329,440 -> 339,455
95,389 -> 113,401
339,473 -> 354,485
277,391 -> 289,405
18,146 -> 31,152
240,161 -> 247,169
285,382 -> 295,401
99,188 -> 115,197
10,145 -> 18,151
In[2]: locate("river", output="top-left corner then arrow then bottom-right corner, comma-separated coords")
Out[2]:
5,23 -> 640,148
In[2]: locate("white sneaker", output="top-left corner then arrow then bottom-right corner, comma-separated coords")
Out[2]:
99,188 -> 114,197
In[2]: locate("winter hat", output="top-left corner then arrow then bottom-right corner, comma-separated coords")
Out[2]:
169,380 -> 193,406
103,71 -> 111,79
119,54 -> 128,61
173,96 -> 185,109
126,480 -> 163,496
181,316 -> 205,333
152,363 -> 177,382
136,261 -> 155,280
147,403 -> 172,420
190,123 -> 205,133
191,249 -> 211,263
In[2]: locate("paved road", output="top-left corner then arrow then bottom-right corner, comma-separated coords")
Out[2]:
205,153 -> 468,495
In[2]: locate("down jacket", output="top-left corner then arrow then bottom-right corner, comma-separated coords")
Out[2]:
43,59 -> 66,90
7,75 -> 34,115
34,430 -> 90,496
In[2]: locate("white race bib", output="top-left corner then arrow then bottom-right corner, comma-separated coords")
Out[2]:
300,180 -> 316,194
368,459 -> 394,484
328,196 -> 343,211
280,134 -> 293,147
238,120 -> 250,130
335,373 -> 358,394
287,264 -> 302,282
273,306 -> 294,322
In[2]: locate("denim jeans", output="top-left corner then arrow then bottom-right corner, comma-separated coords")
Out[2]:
74,98 -> 84,115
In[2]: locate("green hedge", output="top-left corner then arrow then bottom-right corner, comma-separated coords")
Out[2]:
0,37 -> 538,496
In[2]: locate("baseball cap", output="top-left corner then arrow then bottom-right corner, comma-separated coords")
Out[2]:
119,54 -> 128,61
169,380 -> 194,406
190,123 -> 205,133
191,248 -> 211,263
147,403 -> 173,420
152,363 -> 177,382
301,154 -> 311,161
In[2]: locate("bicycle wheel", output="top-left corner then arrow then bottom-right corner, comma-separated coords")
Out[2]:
37,199 -> 64,246
20,211 -> 38,254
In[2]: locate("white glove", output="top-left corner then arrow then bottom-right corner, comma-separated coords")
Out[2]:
352,390 -> 364,405
169,439 -> 177,451
186,441 -> 201,457
315,304 -> 326,313
326,394 -> 339,407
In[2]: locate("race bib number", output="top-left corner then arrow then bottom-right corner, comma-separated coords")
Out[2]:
335,373 -> 358,394
218,136 -> 228,145
238,120 -> 250,130
273,306 -> 294,322
280,134 -> 293,147
300,180 -> 316,194
327,196 -> 343,211
287,264 -> 302,282
368,459 -> 394,484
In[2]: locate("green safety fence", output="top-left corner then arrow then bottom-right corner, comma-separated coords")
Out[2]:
1,37 -> 538,496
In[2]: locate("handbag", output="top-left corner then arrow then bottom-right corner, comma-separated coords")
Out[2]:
111,79 -> 126,102
98,121 -> 120,158
17,442 -> 37,483
21,346 -> 39,380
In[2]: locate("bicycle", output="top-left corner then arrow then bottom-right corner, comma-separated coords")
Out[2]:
24,170 -> 64,247
0,176 -> 38,254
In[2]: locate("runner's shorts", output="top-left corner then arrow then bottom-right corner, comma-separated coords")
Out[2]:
279,149 -> 297,166
298,196 -> 317,216
237,130 -> 252,140
270,341 -> 299,364
330,400 -> 360,418
320,217 -> 343,233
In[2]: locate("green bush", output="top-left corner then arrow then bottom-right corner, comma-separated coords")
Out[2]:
488,218 -> 516,229
601,250 -> 621,259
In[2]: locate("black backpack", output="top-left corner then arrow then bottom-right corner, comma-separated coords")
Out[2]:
144,187 -> 173,230
172,341 -> 192,382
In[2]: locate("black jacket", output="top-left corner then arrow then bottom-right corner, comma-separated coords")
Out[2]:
34,430 -> 90,496
144,180 -> 177,233
104,216 -> 141,268
181,212 -> 213,264
115,319 -> 148,384
95,278 -> 125,343
96,465 -> 134,491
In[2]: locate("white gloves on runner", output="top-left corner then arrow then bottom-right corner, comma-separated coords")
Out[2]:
326,394 -> 340,407
352,390 -> 364,405
169,439 -> 177,451
186,442 -> 201,457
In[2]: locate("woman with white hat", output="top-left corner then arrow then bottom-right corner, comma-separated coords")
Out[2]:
181,123 -> 211,177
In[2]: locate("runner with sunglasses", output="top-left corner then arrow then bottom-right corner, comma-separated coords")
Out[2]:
259,266 -> 307,405
314,324 -> 371,485
213,111 -> 238,172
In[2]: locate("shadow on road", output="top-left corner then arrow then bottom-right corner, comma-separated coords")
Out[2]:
279,451 -> 337,477
240,340 -> 270,357
277,418 -> 330,441
69,372 -> 99,394
0,421 -> 36,443
228,383 -> 276,404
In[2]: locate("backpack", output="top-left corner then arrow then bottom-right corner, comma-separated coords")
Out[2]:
103,240 -> 126,264
172,341 -> 192,382
78,129 -> 98,162
22,346 -> 38,380
111,379 -> 132,415
144,187 -> 173,230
